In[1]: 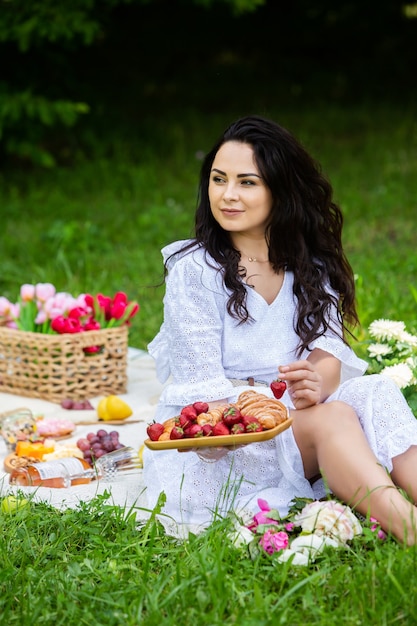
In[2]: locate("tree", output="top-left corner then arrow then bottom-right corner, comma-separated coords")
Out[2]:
0,0 -> 264,166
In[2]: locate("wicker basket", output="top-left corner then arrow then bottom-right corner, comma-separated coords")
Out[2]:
0,326 -> 129,403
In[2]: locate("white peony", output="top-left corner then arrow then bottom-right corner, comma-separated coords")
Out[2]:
276,548 -> 309,566
369,319 -> 406,342
290,533 -> 339,555
230,523 -> 257,547
380,363 -> 415,389
294,500 -> 362,544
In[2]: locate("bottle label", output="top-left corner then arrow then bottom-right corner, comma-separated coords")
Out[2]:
35,457 -> 85,479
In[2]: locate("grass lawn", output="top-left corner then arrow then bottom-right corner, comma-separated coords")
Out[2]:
1,100 -> 417,624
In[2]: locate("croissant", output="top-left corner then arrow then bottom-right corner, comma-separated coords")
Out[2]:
236,390 -> 288,429
196,405 -> 230,425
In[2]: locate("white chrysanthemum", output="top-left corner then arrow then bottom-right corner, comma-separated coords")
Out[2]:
400,331 -> 417,347
380,362 -> 415,389
367,343 -> 392,359
294,500 -> 362,544
369,319 -> 406,342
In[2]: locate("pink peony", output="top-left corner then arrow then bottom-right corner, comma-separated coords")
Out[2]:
248,498 -> 280,530
259,530 -> 289,554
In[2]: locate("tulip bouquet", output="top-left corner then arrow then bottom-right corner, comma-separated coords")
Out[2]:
0,283 -> 139,335
230,497 -> 386,566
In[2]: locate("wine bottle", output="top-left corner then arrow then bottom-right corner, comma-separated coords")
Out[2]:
9,456 -> 96,488
8,446 -> 139,488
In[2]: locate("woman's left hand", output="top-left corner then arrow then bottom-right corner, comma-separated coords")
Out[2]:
279,360 -> 323,409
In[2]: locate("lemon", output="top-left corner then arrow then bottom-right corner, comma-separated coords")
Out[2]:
138,444 -> 144,468
97,395 -> 133,421
97,397 -> 110,420
1,495 -> 29,514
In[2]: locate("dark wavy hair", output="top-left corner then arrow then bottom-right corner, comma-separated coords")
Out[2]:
169,115 -> 359,355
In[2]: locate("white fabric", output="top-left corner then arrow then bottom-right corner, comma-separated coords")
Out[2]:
144,240 -> 417,535
0,349 -> 164,518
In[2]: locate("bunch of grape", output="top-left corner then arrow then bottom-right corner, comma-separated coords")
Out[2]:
76,429 -> 125,466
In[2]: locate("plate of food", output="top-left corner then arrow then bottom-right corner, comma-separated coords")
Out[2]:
144,390 -> 292,451
35,418 -> 76,439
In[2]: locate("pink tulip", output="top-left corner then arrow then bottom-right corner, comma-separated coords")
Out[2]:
83,345 -> 102,354
0,296 -> 13,317
51,316 -> 83,334
20,284 -> 36,302
109,299 -> 127,320
127,302 -> 140,319
68,306 -> 88,320
84,319 -> 101,331
35,283 -> 56,302
35,310 -> 48,324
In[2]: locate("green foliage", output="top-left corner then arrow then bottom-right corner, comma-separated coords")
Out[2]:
193,0 -> 265,13
0,87 -> 90,167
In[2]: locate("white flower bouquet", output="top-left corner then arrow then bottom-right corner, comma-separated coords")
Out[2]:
365,319 -> 417,414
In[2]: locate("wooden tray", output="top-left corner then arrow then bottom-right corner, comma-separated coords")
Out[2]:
4,454 -> 38,473
144,418 -> 292,451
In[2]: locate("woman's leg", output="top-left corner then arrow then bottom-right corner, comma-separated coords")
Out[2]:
391,446 -> 417,504
292,401 -> 417,545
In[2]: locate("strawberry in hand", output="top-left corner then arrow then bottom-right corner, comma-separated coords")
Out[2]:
270,379 -> 287,399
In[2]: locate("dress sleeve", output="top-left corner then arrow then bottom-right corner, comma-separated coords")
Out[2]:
148,248 -> 235,407
301,288 -> 368,382
308,335 -> 368,382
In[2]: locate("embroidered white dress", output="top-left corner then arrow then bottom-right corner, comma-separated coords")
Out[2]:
143,240 -> 417,534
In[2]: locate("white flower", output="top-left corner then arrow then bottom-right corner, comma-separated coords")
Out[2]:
230,523 -> 255,548
367,343 -> 392,359
380,363 -> 415,389
395,331 -> 417,347
369,319 -> 406,342
290,533 -> 339,556
276,548 -> 309,566
294,500 -> 362,544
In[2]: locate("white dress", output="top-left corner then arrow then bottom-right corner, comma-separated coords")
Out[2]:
143,240 -> 417,534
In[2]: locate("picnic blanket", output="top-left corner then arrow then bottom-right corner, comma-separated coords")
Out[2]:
0,349 -> 165,516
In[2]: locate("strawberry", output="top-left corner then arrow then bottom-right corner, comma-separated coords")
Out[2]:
178,414 -> 192,429
270,379 -> 287,399
180,405 -> 198,420
184,424 -> 204,438
193,401 -> 209,415
241,415 -> 263,432
202,424 -> 213,436
222,406 -> 242,426
147,422 -> 165,441
231,422 -> 245,435
170,425 -> 185,440
245,420 -> 263,433
212,422 -> 230,436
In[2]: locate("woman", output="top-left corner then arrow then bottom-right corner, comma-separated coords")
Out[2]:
143,115 -> 417,543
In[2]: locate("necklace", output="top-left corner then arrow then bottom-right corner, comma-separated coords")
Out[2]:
241,253 -> 269,263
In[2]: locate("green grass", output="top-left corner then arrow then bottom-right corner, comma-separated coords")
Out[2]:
1,491 -> 417,625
